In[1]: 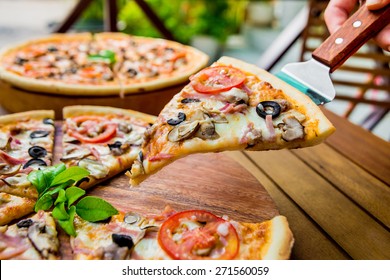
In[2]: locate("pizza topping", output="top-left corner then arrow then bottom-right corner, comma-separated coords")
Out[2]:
112,233 -> 134,249
167,112 -> 186,126
219,87 -> 249,104
78,158 -> 109,179
28,146 -> 47,159
181,98 -> 200,104
281,116 -> 305,142
256,101 -> 282,119
27,220 -> 59,259
265,115 -> 276,141
43,118 -> 54,126
16,218 -> 34,228
30,130 -> 50,139
0,164 -> 22,176
69,116 -> 117,144
61,145 -> 91,161
167,121 -> 200,142
124,212 -> 141,224
190,66 -> 246,94
0,150 -> 25,165
23,158 -> 47,169
158,210 -> 239,260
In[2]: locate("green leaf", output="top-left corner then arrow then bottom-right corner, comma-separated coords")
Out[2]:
76,196 -> 118,222
88,50 -> 116,64
65,187 -> 86,206
57,206 -> 76,237
52,202 -> 69,220
50,166 -> 90,187
54,189 -> 67,205
28,163 -> 66,195
34,193 -> 53,211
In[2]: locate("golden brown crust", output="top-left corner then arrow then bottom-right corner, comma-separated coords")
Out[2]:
0,110 -> 54,126
0,33 -> 209,96
0,193 -> 35,226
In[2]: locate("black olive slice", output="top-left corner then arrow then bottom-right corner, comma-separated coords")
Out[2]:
47,46 -> 58,52
181,98 -> 201,104
28,146 -> 47,158
112,233 -> 134,249
108,141 -> 122,150
30,130 -> 50,139
15,57 -> 28,65
167,112 -> 186,126
43,118 -> 54,126
127,68 -> 138,77
17,219 -> 33,228
23,158 -> 47,169
256,101 -> 281,119
75,176 -> 90,187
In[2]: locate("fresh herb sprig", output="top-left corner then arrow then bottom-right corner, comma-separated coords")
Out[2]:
28,163 -> 118,236
88,50 -> 116,64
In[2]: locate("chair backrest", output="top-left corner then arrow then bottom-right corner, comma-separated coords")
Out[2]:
300,0 -> 390,130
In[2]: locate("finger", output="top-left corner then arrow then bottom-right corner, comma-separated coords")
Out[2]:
324,0 -> 357,33
366,0 -> 390,10
374,24 -> 390,51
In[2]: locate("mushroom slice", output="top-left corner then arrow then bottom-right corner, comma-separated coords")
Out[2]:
281,116 -> 305,142
273,110 -> 306,127
167,121 -> 200,142
61,146 -> 91,160
27,221 -> 59,259
0,137 -> 12,151
124,212 -> 141,225
220,87 -> 249,104
78,158 -> 109,179
2,173 -> 30,187
195,121 -> 219,140
272,99 -> 290,112
0,164 -> 22,176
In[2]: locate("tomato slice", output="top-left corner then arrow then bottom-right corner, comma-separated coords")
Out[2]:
158,210 -> 239,260
190,66 -> 246,94
69,115 -> 117,143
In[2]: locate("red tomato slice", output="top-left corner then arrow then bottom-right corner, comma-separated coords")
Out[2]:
69,115 -> 117,143
158,210 -> 239,260
190,66 -> 246,94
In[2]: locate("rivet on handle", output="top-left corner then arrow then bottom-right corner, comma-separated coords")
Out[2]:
335,38 -> 344,44
353,20 -> 362,28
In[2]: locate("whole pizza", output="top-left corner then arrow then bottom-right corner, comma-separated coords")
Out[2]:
0,32 -> 209,96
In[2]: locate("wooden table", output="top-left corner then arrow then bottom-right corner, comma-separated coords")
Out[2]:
0,105 -> 388,260
227,109 -> 390,260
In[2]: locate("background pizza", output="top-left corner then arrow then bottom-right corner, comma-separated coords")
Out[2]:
0,32 -> 209,96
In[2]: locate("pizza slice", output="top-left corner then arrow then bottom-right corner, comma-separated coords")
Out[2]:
0,110 -> 55,223
61,105 -> 156,190
0,210 -> 60,260
128,56 -> 336,185
70,206 -> 293,260
0,193 -> 35,226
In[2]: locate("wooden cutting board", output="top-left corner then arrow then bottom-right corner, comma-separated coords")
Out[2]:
53,123 -> 279,259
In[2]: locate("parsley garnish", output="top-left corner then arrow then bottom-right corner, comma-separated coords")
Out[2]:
88,50 -> 116,64
28,163 -> 119,236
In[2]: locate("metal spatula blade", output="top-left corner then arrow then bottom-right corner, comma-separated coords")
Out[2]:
277,59 -> 334,105
276,3 -> 390,105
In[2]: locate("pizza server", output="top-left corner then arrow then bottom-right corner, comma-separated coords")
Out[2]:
276,2 -> 390,105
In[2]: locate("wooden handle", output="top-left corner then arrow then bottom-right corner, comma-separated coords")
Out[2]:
312,3 -> 390,72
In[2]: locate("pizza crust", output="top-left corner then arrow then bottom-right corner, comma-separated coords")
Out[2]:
0,33 -> 209,96
0,110 -> 54,125
0,193 -> 35,226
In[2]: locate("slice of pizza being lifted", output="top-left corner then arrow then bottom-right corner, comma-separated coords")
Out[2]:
61,106 -> 156,190
128,56 -> 335,186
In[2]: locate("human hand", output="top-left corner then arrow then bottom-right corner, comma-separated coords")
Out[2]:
324,0 -> 390,51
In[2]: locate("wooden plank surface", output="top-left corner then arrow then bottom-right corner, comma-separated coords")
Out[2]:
323,109 -> 390,184
245,149 -> 390,260
52,127 -> 279,259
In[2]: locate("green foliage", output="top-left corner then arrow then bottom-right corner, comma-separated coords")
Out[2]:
78,0 -> 247,44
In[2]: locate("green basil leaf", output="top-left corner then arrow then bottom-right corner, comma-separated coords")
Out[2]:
88,50 -> 116,64
57,206 -> 76,237
50,166 -> 89,187
27,170 -> 48,195
54,189 -> 67,205
65,187 -> 85,206
52,202 -> 69,220
34,193 -> 53,211
28,163 -> 66,195
76,196 -> 118,222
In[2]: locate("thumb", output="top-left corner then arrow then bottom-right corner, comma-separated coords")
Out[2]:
366,0 -> 390,10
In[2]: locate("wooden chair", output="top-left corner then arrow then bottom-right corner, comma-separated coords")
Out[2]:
257,0 -> 390,134
53,0 -> 174,40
